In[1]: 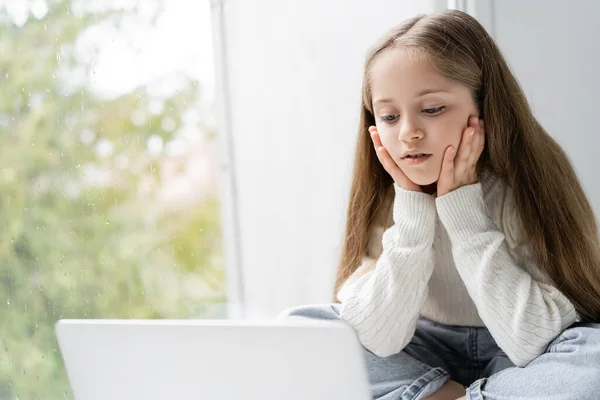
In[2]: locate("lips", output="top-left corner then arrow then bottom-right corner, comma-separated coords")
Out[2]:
401,153 -> 431,159
402,153 -> 432,165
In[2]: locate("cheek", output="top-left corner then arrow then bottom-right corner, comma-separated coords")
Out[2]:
449,130 -> 463,149
429,116 -> 465,150
424,126 -> 457,151
377,127 -> 396,149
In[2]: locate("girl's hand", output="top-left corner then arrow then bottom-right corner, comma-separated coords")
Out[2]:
436,116 -> 485,197
369,126 -> 422,192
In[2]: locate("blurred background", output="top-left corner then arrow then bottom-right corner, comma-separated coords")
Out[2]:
1,0 -> 599,398
0,0 -> 223,397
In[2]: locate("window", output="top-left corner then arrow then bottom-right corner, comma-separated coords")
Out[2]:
0,0 -> 224,398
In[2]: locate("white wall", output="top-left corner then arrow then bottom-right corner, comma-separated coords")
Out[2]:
214,0 -> 600,319
470,0 -> 600,216
213,0 -> 446,319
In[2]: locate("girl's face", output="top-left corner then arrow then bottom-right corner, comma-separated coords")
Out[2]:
370,48 -> 479,186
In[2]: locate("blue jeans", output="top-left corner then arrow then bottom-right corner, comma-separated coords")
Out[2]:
278,304 -> 600,400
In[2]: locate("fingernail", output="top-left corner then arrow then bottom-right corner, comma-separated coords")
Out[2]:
470,128 -> 475,136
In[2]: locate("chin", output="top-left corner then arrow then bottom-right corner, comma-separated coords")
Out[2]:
404,170 -> 439,186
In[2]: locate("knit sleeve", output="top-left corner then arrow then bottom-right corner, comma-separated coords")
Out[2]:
436,182 -> 578,367
337,185 -> 437,357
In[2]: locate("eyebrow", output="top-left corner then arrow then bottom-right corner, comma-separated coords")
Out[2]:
417,89 -> 450,97
373,89 -> 450,106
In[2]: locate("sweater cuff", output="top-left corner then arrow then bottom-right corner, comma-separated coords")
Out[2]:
392,184 -> 437,242
435,183 -> 495,243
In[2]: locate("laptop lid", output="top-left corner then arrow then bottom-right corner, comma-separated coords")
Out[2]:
55,319 -> 371,400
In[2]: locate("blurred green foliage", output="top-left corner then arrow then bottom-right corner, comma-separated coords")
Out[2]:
0,1 -> 225,398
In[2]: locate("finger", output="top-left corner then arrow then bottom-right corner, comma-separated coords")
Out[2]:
438,146 -> 455,192
369,126 -> 383,148
467,128 -> 481,168
479,125 -> 486,152
369,127 -> 384,164
456,126 -> 475,175
369,126 -> 417,189
476,120 -> 485,156
475,118 -> 484,140
368,127 -> 394,169
469,116 -> 481,139
376,145 -> 408,185
473,118 -> 483,134
370,131 -> 387,167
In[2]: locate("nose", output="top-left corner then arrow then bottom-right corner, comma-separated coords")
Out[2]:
398,117 -> 424,143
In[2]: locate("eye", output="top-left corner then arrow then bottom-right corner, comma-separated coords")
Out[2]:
422,105 -> 446,116
379,114 -> 399,124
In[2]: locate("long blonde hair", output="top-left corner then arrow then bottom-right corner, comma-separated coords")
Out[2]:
334,9 -> 600,323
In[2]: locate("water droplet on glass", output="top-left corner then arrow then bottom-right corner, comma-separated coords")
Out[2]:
6,299 -> 10,305
105,220 -> 110,225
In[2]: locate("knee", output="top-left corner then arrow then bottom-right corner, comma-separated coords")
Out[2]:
547,323 -> 600,389
472,325 -> 600,398
548,323 -> 600,355
275,303 -> 341,322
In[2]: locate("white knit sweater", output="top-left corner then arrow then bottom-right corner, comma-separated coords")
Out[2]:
337,170 -> 578,367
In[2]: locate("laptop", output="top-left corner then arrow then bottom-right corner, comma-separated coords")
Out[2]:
55,318 -> 371,400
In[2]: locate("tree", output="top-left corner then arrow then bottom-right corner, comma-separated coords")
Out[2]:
0,1 -> 225,398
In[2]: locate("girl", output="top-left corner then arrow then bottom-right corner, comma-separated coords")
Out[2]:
279,9 -> 600,400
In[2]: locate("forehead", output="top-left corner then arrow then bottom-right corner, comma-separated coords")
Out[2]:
369,48 -> 453,98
